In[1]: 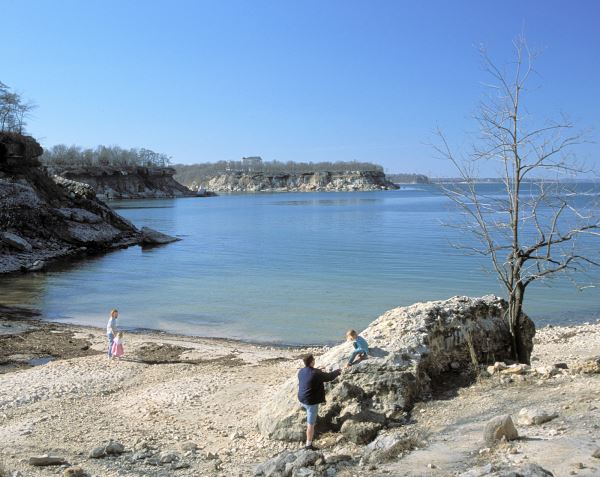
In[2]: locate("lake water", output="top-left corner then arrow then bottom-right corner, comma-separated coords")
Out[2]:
1,184 -> 599,344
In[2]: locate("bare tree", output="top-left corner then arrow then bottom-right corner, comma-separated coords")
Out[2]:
0,81 -> 36,134
435,36 -> 600,364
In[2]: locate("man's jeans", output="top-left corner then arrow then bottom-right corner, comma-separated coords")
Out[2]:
107,332 -> 114,358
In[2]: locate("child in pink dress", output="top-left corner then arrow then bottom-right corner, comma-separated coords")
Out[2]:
111,332 -> 125,359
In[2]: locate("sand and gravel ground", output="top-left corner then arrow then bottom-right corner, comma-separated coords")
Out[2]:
1,308 -> 599,477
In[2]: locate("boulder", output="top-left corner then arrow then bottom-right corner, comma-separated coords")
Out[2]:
362,430 -> 417,464
28,455 -> 67,466
1,232 -> 32,252
258,296 -> 535,441
141,227 -> 180,245
340,420 -> 381,444
516,408 -> 558,426
484,415 -> 519,446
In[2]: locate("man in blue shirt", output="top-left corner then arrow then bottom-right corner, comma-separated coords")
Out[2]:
297,354 -> 341,450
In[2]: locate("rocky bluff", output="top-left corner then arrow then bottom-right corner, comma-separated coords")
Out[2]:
0,133 -> 178,274
48,165 -> 196,200
187,170 -> 398,193
258,295 -> 535,444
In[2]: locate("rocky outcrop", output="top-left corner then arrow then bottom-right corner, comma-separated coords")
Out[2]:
141,227 -> 180,245
0,133 -> 178,274
48,165 -> 196,199
257,295 -> 535,442
185,170 -> 398,193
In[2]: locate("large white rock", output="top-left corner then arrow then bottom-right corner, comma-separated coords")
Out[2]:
257,295 -> 535,442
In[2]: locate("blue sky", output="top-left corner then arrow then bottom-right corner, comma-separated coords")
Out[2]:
1,0 -> 599,176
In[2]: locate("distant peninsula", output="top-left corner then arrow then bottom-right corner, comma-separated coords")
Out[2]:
174,157 -> 401,192
386,173 -> 430,184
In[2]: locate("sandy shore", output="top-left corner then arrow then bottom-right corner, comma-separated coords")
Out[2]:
1,307 -> 599,476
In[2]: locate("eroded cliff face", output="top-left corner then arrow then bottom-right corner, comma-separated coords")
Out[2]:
0,134 -> 171,274
186,170 -> 399,193
48,166 -> 195,200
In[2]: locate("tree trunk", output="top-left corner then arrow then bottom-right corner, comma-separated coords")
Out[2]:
508,282 -> 531,364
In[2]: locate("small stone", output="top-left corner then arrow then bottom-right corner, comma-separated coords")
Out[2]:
517,408 -> 558,426
534,366 -> 559,377
90,449 -> 105,460
177,441 -> 198,453
487,362 -> 507,375
592,448 -> 600,459
325,454 -> 351,465
501,364 -> 530,375
571,356 -> 600,374
159,452 -> 178,464
483,415 -> 518,446
229,430 -> 245,440
105,441 -> 125,455
62,466 -> 85,477
459,463 -> 493,476
28,455 -> 67,466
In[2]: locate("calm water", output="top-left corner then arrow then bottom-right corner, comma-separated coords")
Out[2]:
1,185 -> 599,344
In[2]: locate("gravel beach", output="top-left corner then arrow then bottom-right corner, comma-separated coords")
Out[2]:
1,306 -> 599,476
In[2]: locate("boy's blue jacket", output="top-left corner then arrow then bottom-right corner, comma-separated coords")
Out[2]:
297,366 -> 341,405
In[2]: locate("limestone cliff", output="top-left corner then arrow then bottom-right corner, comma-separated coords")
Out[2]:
48,165 -> 196,200
184,170 -> 398,193
0,133 -> 177,274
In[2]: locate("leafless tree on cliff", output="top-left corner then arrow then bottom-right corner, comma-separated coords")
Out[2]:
0,81 -> 36,134
434,36 -> 600,364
